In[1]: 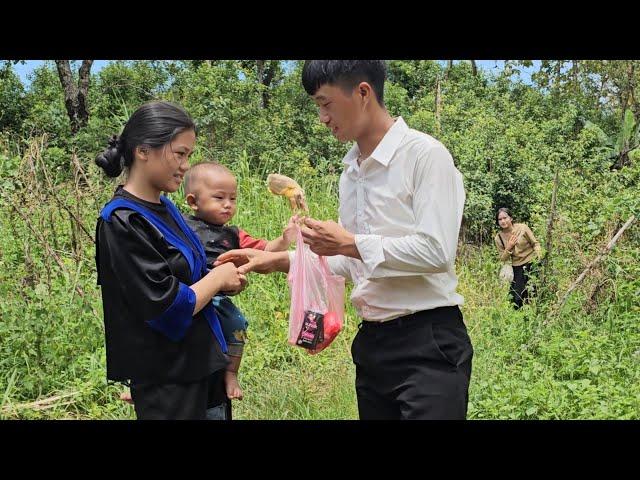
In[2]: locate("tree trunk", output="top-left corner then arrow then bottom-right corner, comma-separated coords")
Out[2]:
435,76 -> 442,134
595,72 -> 608,112
470,60 -> 477,76
55,60 -> 93,135
256,60 -> 265,84
540,168 -> 560,292
445,60 -> 453,80
77,60 -> 92,126
262,60 -> 277,109
256,60 -> 277,109
617,61 -> 635,122
627,61 -> 637,121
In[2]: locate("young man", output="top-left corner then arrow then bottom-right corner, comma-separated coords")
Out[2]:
217,60 -> 473,420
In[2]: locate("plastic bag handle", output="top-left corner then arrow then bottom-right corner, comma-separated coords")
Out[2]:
296,224 -> 335,279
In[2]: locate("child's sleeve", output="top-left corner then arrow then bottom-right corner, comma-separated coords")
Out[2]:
238,228 -> 268,250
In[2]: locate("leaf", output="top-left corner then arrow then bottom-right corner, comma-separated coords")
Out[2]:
34,283 -> 48,298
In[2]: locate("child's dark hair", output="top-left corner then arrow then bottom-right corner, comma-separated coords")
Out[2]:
183,161 -> 234,195
496,207 -> 513,227
301,60 -> 387,105
95,101 -> 196,178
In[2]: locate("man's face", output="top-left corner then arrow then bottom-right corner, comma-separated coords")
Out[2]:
312,83 -> 364,143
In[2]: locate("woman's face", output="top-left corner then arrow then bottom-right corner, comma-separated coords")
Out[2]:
144,129 -> 196,193
497,211 -> 513,230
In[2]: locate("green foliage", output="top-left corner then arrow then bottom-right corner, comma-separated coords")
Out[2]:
22,63 -> 69,142
0,68 -> 28,133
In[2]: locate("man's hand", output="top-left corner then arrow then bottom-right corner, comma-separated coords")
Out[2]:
300,217 -> 361,259
215,249 -> 289,275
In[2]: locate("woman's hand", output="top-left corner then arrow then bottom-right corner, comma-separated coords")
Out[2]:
211,262 -> 246,293
192,262 -> 247,314
506,232 -> 520,251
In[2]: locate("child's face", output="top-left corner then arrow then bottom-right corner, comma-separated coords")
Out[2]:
190,171 -> 238,225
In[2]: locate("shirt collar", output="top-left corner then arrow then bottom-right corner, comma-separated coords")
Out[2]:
342,116 -> 409,169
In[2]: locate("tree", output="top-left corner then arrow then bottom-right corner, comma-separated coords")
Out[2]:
524,60 -> 640,126
239,60 -> 282,109
256,60 -> 281,109
0,65 -> 28,133
609,109 -> 639,170
583,108 -> 639,170
54,60 -> 93,135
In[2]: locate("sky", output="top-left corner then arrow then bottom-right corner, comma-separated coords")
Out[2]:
10,60 -> 540,88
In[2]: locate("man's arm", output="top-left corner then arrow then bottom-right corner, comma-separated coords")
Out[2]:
301,145 -> 465,279
215,249 -> 290,274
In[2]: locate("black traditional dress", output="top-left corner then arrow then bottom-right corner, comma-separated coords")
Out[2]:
96,187 -> 230,419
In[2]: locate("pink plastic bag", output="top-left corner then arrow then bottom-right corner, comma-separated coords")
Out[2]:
287,227 -> 345,354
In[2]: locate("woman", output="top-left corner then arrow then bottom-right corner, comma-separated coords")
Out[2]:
95,101 -> 246,419
494,208 -> 542,309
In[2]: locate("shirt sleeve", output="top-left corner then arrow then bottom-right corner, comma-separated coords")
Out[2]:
525,224 -> 542,256
238,228 -> 268,250
495,233 -> 511,262
325,255 -> 353,282
354,144 -> 466,279
97,210 -> 196,342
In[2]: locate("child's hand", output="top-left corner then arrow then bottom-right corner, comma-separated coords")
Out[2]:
282,215 -> 300,245
119,389 -> 134,405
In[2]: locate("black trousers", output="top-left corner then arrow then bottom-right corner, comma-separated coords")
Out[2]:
351,306 -> 473,420
510,262 -> 534,309
130,369 -> 230,420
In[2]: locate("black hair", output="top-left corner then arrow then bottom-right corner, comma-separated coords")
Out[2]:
301,60 -> 387,105
496,207 -> 514,227
95,100 -> 196,178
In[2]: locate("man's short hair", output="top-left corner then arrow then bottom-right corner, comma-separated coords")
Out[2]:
301,60 -> 387,105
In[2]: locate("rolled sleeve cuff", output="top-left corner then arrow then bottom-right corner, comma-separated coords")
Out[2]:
146,282 -> 196,342
354,234 -> 385,278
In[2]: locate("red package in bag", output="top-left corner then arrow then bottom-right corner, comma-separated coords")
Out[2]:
288,227 -> 345,354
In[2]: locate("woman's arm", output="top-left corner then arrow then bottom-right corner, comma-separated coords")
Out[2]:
495,234 -> 511,262
191,262 -> 246,314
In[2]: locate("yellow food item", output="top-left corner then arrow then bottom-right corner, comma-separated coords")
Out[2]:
267,173 -> 308,212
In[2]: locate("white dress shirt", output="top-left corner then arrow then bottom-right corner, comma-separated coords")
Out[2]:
296,116 -> 465,322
